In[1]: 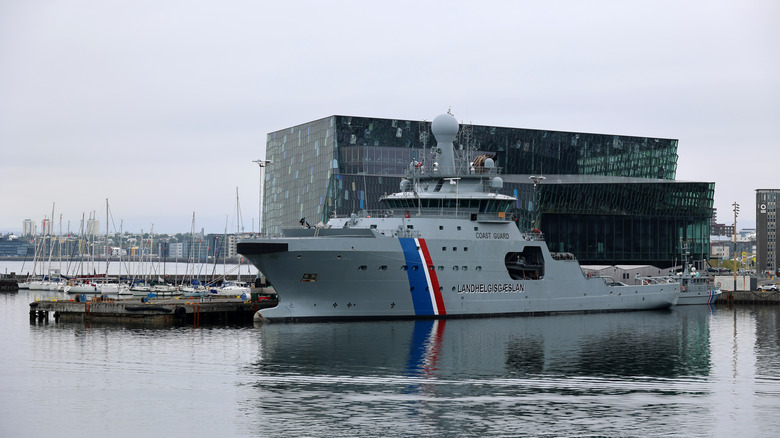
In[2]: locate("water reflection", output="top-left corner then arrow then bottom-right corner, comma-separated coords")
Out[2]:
254,307 -> 714,379
242,308 -> 718,437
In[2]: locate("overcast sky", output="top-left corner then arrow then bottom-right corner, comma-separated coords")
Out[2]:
1,0 -> 777,235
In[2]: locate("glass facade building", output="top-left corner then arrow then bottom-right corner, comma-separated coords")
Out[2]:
262,115 -> 714,268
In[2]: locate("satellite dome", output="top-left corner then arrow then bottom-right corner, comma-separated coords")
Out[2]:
431,112 -> 459,144
490,176 -> 503,189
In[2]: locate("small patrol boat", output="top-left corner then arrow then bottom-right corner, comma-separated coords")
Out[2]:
640,247 -> 721,306
238,112 -> 679,322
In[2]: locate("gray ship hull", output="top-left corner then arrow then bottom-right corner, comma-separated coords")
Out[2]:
239,232 -> 679,322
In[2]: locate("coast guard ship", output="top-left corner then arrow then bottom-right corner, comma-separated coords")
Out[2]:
238,112 -> 679,322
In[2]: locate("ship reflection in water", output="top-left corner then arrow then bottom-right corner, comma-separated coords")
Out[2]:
244,307 -> 717,436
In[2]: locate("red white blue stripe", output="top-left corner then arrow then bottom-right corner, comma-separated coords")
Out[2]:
399,238 -> 446,316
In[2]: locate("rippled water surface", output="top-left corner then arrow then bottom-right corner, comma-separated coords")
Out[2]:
2,289 -> 780,437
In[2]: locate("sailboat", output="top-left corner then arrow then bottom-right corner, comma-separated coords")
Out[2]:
95,199 -> 129,295
211,188 -> 251,297
65,212 -> 104,294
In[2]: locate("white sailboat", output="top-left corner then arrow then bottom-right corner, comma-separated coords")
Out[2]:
212,188 -> 251,297
95,199 -> 130,295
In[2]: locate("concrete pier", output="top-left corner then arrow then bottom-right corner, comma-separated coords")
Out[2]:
1,274 -> 19,292
29,292 -> 278,327
719,290 -> 780,304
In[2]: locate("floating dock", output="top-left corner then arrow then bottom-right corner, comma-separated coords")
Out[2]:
29,292 -> 278,327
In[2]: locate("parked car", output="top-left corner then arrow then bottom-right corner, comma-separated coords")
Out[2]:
758,284 -> 779,291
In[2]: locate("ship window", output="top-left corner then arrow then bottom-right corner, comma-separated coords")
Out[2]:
453,266 -> 459,271
370,224 -> 377,229
442,247 -> 446,251
452,247 -> 457,251
439,226 -> 444,230
412,265 -> 419,271
402,265 -> 408,271
462,266 -> 468,271
358,265 -> 367,271
476,266 -> 482,271
474,227 -> 478,231
407,225 -> 414,229
301,273 -> 317,282
379,265 -> 387,270
457,226 -> 462,230
438,266 -> 444,270
464,247 -> 468,251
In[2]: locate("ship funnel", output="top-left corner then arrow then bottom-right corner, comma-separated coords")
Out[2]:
431,112 -> 459,174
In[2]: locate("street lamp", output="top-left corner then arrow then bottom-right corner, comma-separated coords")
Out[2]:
253,159 -> 272,236
733,201 -> 739,294
529,176 -> 545,230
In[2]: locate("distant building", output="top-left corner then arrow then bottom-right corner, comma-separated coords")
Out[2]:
22,219 -> 36,237
261,114 -> 714,268
168,242 -> 189,259
710,209 -> 735,237
756,189 -> 780,274
0,234 -> 29,256
86,218 -> 100,236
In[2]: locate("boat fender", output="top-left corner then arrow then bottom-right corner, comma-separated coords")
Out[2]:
141,296 -> 149,303
76,293 -> 87,303
174,306 -> 186,319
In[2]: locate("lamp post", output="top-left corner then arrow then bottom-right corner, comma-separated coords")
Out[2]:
253,159 -> 272,236
733,201 -> 739,295
529,176 -> 545,230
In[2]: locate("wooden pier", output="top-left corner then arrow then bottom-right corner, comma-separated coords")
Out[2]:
29,292 -> 278,327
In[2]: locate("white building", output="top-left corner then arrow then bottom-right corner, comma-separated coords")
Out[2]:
22,219 -> 36,237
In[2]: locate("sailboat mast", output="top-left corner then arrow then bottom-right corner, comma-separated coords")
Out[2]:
105,199 -> 110,278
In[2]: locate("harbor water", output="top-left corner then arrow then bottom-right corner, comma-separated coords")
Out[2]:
2,288 -> 780,436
